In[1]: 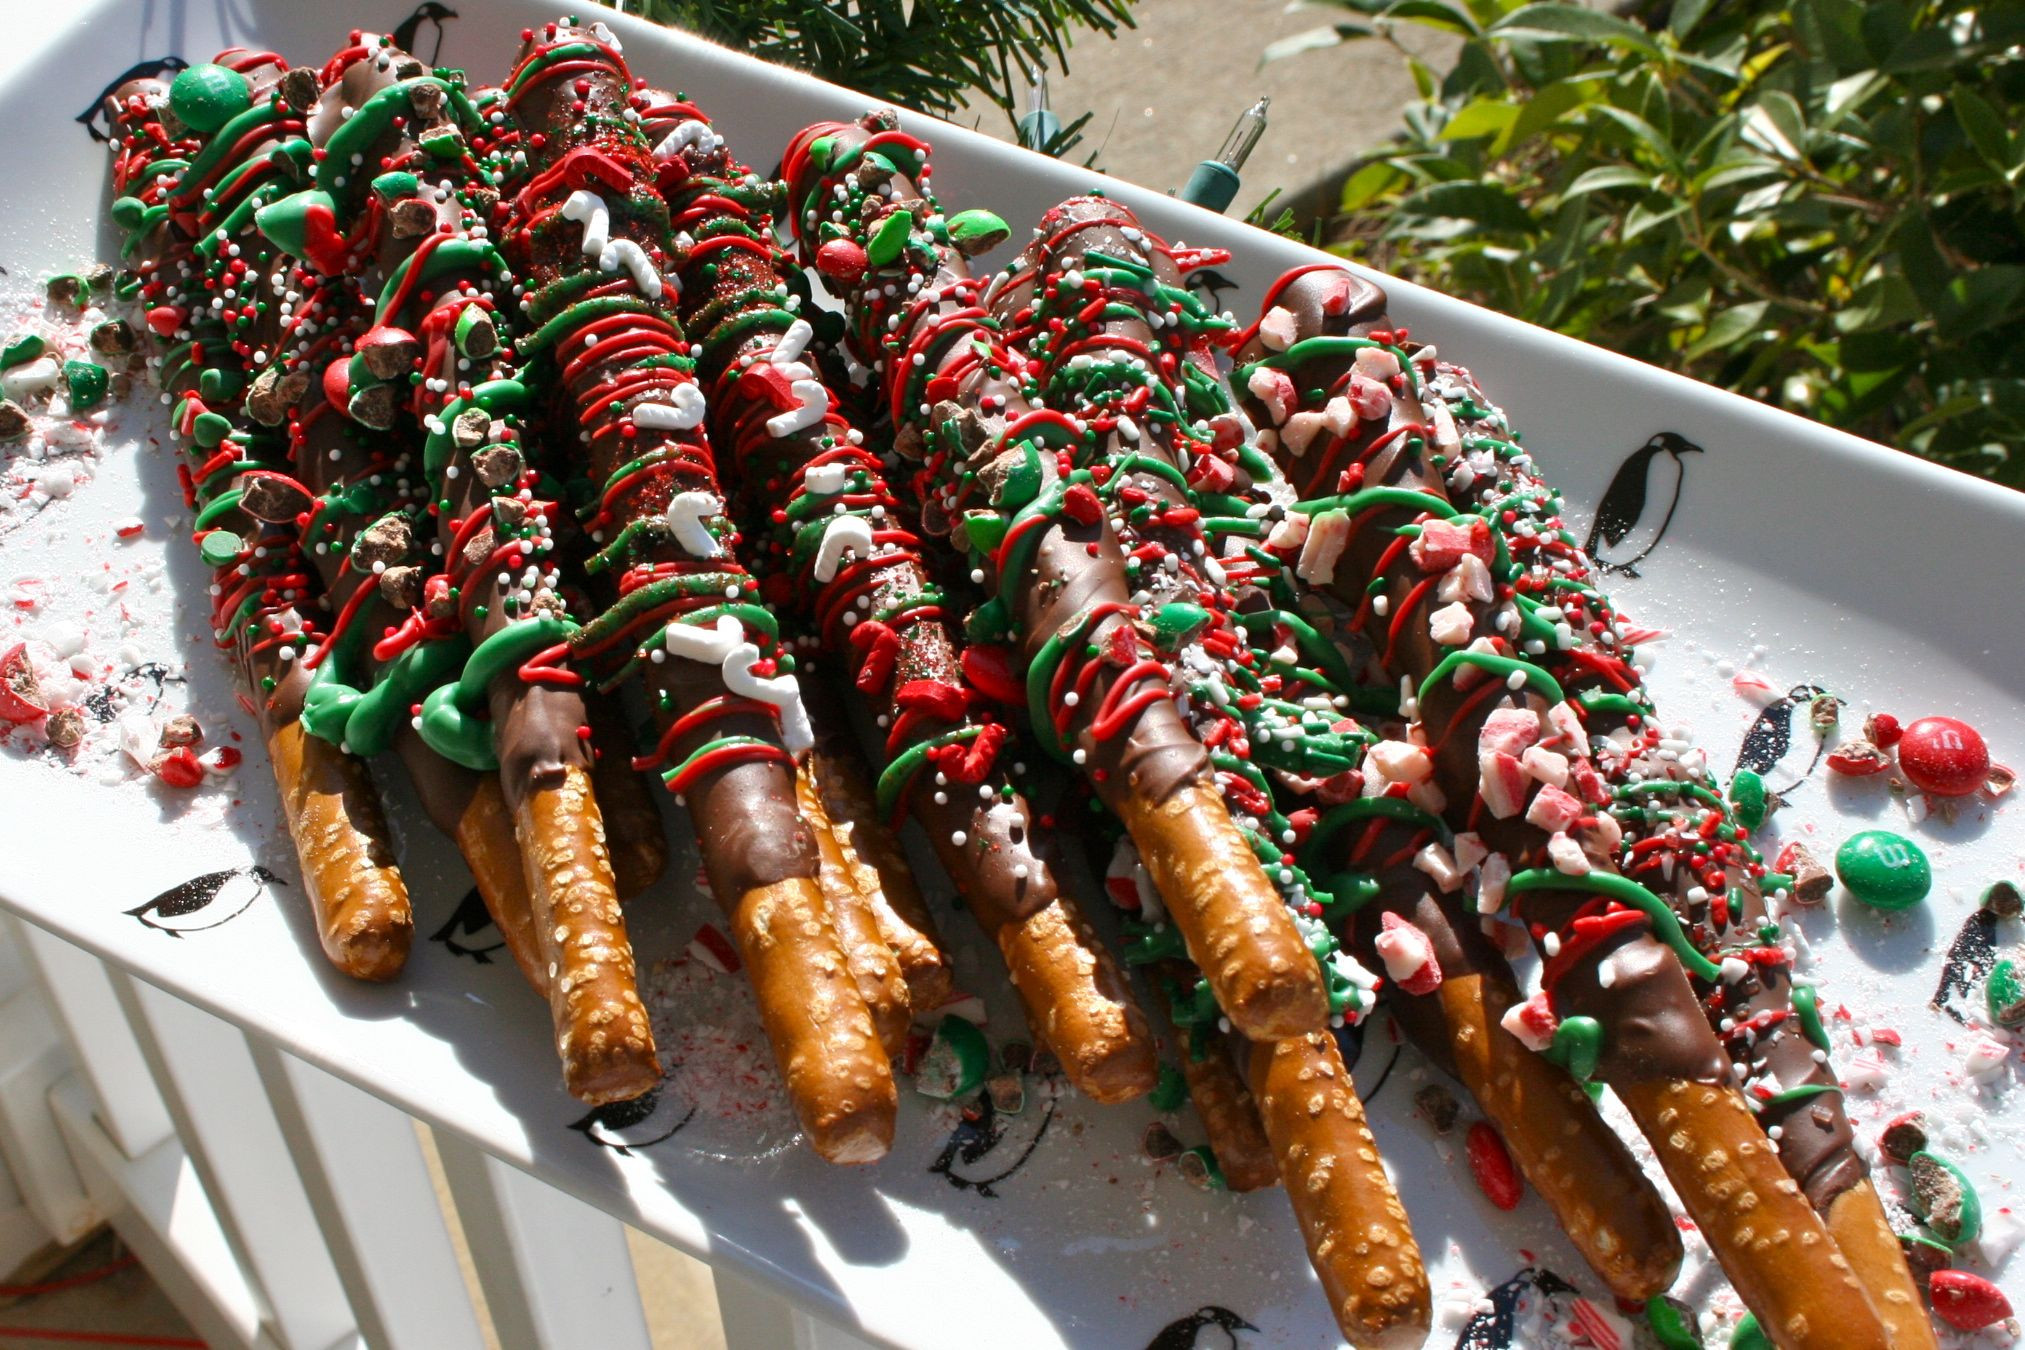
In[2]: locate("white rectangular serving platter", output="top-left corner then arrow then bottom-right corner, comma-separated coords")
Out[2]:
0,2 -> 2020,1346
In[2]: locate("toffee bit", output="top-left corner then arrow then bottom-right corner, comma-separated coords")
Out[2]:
378,565 -> 425,612
0,400 -> 29,442
158,714 -> 202,748
1981,880 -> 2023,920
90,318 -> 137,357
1142,1122 -> 1183,1161
1414,1082 -> 1460,1134
351,515 -> 413,571
1778,842 -> 1834,906
44,274 -> 86,309
1176,1145 -> 1226,1190
1877,1111 -> 1927,1166
471,443 -> 524,487
44,708 -> 82,749
985,1072 -> 1025,1115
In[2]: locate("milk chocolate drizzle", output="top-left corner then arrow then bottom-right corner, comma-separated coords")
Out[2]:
1235,267 -> 1729,1089
1239,264 -> 1864,1205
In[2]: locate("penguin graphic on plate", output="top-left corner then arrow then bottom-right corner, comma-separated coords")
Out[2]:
1584,432 -> 1703,577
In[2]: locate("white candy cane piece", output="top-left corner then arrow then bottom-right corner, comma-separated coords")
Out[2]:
1295,508 -> 1350,585
764,379 -> 830,438
770,317 -> 814,365
662,615 -> 813,753
1413,842 -> 1464,892
804,461 -> 850,496
1374,912 -> 1442,995
633,381 -> 706,431
662,491 -> 723,558
1428,601 -> 1474,647
664,613 -> 744,664
598,237 -> 662,299
812,514 -> 874,583
561,190 -> 610,258
721,641 -> 813,753
1476,853 -> 1511,914
1546,830 -> 1591,876
1257,306 -> 1299,352
1500,991 -> 1558,1052
651,118 -> 719,162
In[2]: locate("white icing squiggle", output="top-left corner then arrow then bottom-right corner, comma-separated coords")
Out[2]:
652,118 -> 722,162
563,191 -> 663,298
633,382 -> 706,431
663,491 -> 723,558
765,379 -> 829,438
662,615 -> 813,754
771,318 -> 814,366
561,190 -> 610,257
812,514 -> 873,583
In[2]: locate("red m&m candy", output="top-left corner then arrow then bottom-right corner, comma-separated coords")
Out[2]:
1897,716 -> 1989,797
814,238 -> 869,288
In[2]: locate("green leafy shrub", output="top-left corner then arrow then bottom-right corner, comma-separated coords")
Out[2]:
1272,0 -> 2025,486
619,0 -> 1134,119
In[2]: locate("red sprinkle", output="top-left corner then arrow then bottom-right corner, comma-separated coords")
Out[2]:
1465,1121 -> 1523,1211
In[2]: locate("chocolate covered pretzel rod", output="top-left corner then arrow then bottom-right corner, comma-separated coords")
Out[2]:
993,193 -> 1677,1303
782,114 -> 1326,1042
1406,351 -> 1934,1346
1236,266 -> 1893,1349
256,34 -> 655,1103
802,681 -> 953,1012
123,47 -> 593,1012
982,199 -> 1437,1339
103,54 -> 413,979
497,20 -> 894,1159
785,128 -> 1423,1341
643,96 -> 1156,1102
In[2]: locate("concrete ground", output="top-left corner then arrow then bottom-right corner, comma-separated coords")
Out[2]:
29,6 -> 1425,1347
958,0 -> 1429,224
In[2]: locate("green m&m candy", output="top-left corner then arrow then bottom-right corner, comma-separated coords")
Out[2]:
866,208 -> 915,268
63,360 -> 108,410
1835,829 -> 1931,910
197,529 -> 243,568
946,208 -> 1010,258
1729,1312 -> 1771,1350
1728,768 -> 1768,830
1988,957 -> 2025,1028
169,63 -> 252,134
